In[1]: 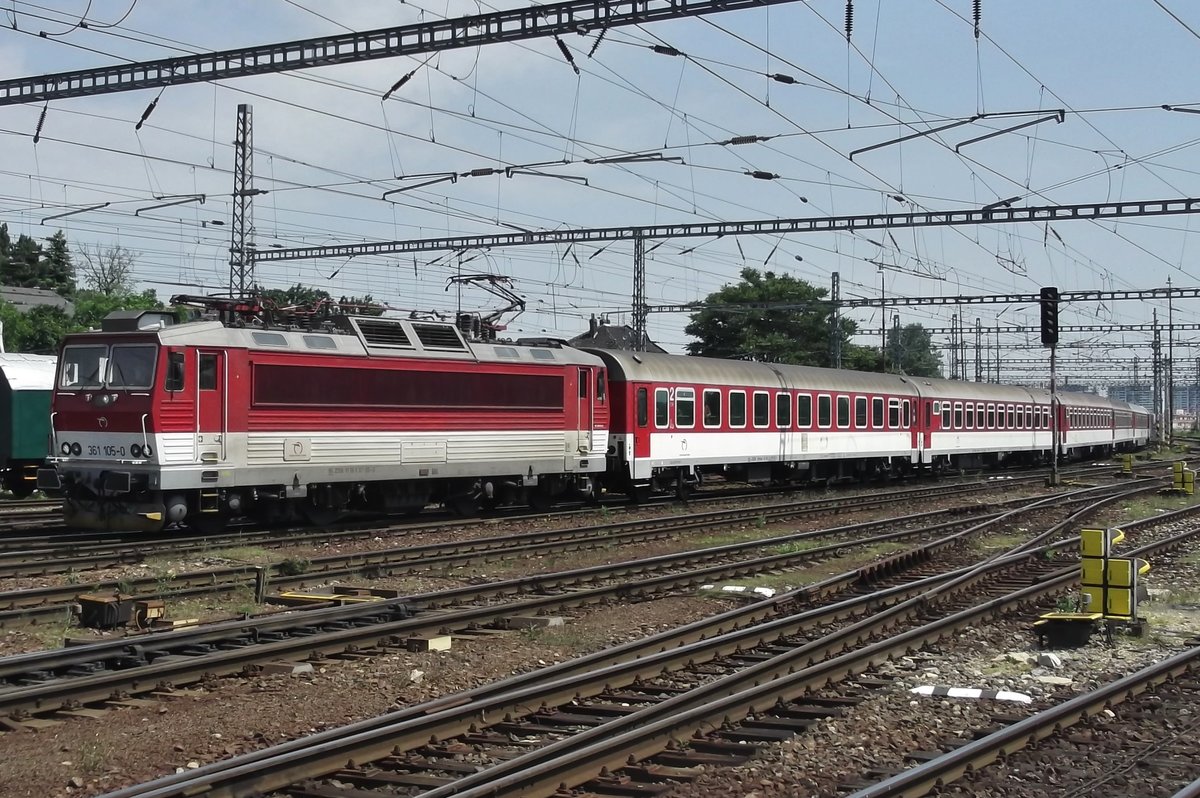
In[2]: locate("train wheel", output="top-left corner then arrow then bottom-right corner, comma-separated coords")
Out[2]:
188,514 -> 226,535
446,494 -> 479,517
301,504 -> 347,527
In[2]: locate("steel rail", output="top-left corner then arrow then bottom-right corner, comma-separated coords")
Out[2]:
94,533 -> 1073,798
92,484 -> 1191,798
844,645 -> 1200,798
409,521 -> 1200,798
0,480 -> 991,577
0,509 -> 1001,716
0,480 -> 1018,622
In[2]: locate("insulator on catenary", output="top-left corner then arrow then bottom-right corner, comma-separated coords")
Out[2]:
33,103 -> 47,144
746,170 -> 780,180
651,44 -> 682,57
770,73 -> 797,85
728,135 -> 768,145
845,0 -> 853,41
555,37 -> 580,75
464,168 -> 501,177
973,0 -> 981,39
135,96 -> 159,131
588,28 -> 607,57
383,70 -> 417,101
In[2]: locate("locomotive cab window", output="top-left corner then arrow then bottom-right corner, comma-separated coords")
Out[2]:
60,345 -> 108,389
596,370 -> 606,401
797,394 -> 812,427
855,396 -> 868,428
654,389 -> 669,428
108,345 -> 157,390
753,391 -> 770,428
776,393 -> 792,428
703,390 -> 722,428
836,396 -> 850,429
165,351 -> 186,392
198,353 -> 218,390
817,395 -> 832,428
578,368 -> 589,398
730,391 -> 747,428
636,388 -> 648,427
675,388 -> 696,428
873,397 -> 885,428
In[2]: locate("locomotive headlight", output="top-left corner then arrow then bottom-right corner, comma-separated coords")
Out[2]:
70,443 -> 82,456
60,442 -> 71,455
130,444 -> 143,458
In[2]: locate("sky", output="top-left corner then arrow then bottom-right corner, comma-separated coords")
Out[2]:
3,1 -> 1200,387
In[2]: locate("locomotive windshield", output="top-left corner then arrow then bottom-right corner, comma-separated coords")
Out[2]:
59,345 -> 107,389
59,344 -> 157,390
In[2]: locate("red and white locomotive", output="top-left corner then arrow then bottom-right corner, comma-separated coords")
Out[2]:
41,306 -> 609,531
40,303 -> 1150,532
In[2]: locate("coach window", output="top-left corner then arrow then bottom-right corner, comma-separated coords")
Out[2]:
818,395 -> 832,428
1007,405 -> 1015,429
676,388 -> 695,428
978,404 -> 986,429
198,353 -> 218,391
873,397 -> 885,428
837,396 -> 850,429
987,404 -> 996,429
797,394 -> 812,427
636,388 -> 648,427
1015,407 -> 1023,429
888,398 -> 900,429
926,401 -> 934,427
703,390 -> 722,428
903,400 -> 911,428
964,402 -> 974,429
953,402 -> 963,429
730,391 -> 747,428
776,393 -> 792,428
753,391 -> 770,428
855,396 -> 868,428
654,388 -> 669,428
942,402 -> 951,429
165,352 -> 186,392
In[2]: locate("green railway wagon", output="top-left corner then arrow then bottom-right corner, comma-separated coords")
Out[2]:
0,353 -> 57,497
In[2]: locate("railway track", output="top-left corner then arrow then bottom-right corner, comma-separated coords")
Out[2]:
845,644 -> 1200,797
0,457 -> 1164,559
0,479 -> 1155,723
0,477 -> 1076,624
87,484 -> 1200,798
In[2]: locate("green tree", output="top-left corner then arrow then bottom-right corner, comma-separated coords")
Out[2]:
72,289 -> 165,331
40,231 -> 75,296
5,233 -> 42,288
685,268 -> 860,366
885,323 -> 942,377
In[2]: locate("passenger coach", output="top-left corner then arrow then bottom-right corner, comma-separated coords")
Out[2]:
593,350 -> 1150,497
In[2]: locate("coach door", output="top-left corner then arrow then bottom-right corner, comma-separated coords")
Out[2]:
577,367 -> 593,453
196,351 -> 226,461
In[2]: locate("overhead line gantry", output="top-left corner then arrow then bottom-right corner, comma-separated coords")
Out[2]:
0,0 -> 812,106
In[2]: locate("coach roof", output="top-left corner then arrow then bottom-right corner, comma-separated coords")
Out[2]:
589,350 -> 920,396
